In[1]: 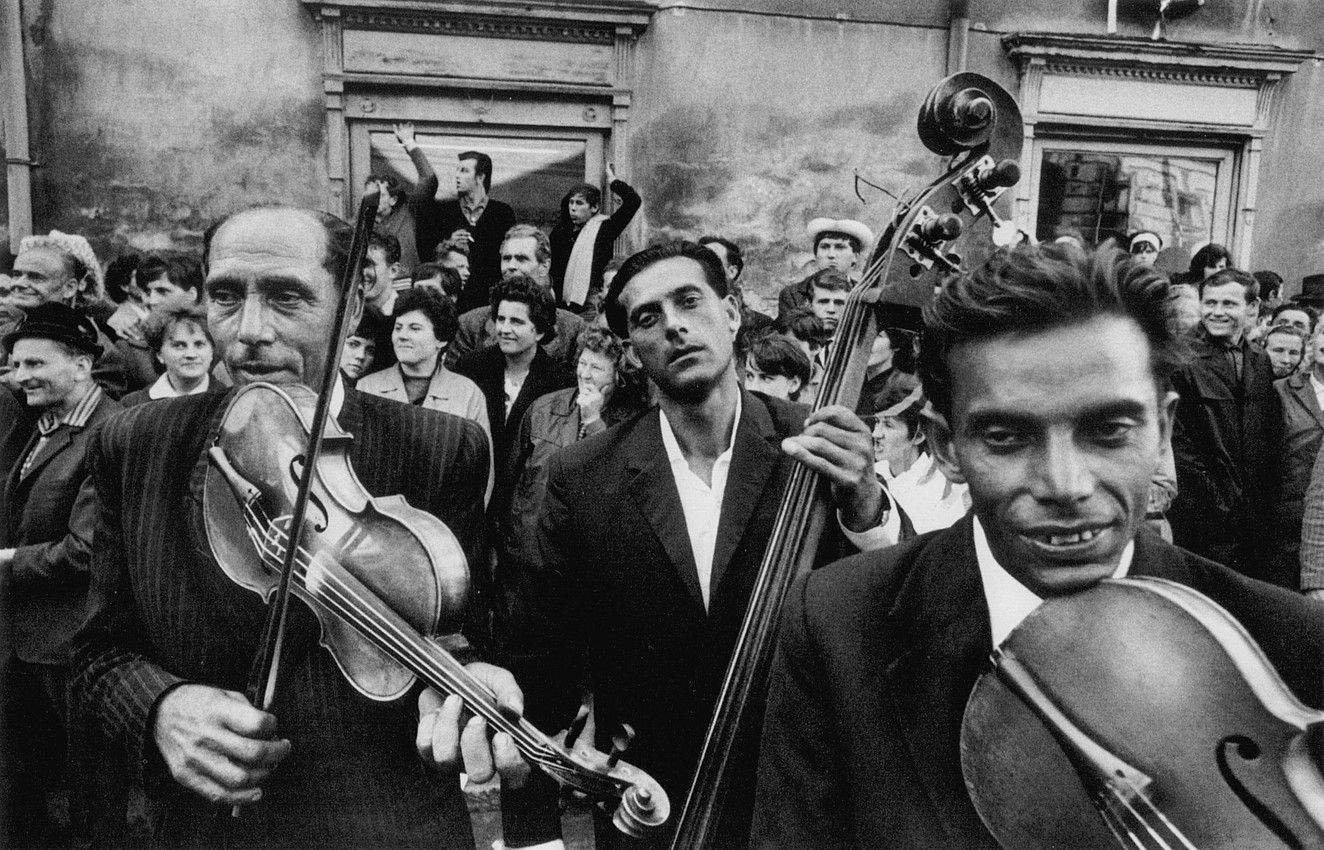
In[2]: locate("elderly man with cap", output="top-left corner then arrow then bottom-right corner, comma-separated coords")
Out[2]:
5,231 -> 128,398
776,217 -> 874,321
1,303 -> 121,846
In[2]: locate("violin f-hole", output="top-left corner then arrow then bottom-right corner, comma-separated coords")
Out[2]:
288,455 -> 329,532
1217,735 -> 1307,850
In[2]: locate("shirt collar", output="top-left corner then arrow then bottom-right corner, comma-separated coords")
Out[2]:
972,514 -> 1133,646
148,372 -> 211,400
330,375 -> 347,418
658,393 -> 743,469
36,383 -> 103,436
460,194 -> 488,218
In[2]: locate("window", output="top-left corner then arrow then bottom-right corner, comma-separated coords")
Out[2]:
1032,139 -> 1235,252
1003,32 -> 1312,271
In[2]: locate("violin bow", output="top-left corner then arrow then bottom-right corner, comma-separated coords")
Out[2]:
241,191 -> 379,762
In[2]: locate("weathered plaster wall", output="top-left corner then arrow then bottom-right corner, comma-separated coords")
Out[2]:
5,0 -> 1322,290
15,0 -> 326,258
630,1 -> 1324,299
627,7 -> 953,307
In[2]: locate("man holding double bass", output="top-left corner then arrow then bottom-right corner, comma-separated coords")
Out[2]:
71,206 -> 508,849
450,240 -> 895,850
751,243 -> 1324,848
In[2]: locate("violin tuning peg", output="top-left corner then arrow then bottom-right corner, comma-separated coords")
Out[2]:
607,724 -> 635,768
563,704 -> 591,750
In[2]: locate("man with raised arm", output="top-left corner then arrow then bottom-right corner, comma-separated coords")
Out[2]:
396,123 -> 517,312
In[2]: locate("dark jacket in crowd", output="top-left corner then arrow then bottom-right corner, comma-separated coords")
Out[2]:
776,272 -> 816,321
1169,327 -> 1284,584
498,385 -> 647,621
498,390 -> 857,849
0,388 -> 33,479
452,344 -> 574,508
548,179 -> 641,307
1273,371 -> 1324,585
406,146 -> 516,313
2,390 -> 120,665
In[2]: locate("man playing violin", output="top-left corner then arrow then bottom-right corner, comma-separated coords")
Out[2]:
71,206 -> 507,849
750,243 -> 1324,848
443,240 -> 896,849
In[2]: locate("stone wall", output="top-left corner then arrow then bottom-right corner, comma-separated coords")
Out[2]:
4,0 -> 1323,293
9,0 -> 327,258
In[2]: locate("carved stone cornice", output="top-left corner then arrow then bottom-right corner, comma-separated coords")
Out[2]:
305,0 -> 652,44
1003,32 -> 1314,88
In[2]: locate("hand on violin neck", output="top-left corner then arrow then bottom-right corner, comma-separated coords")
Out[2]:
151,683 -> 291,807
416,664 -> 531,790
781,404 -> 888,532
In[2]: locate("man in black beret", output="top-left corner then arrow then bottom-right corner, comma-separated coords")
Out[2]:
1,302 -> 121,845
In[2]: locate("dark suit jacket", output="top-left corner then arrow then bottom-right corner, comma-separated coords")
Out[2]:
453,344 -> 574,505
752,515 -> 1324,849
776,272 -> 815,322
406,146 -> 517,313
0,388 -> 32,479
70,388 -> 489,849
1274,372 -> 1324,586
2,390 -> 120,665
1169,328 -> 1283,581
501,391 -> 839,848
549,179 -> 642,306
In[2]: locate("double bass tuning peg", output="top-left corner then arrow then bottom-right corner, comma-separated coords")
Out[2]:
563,703 -> 591,750
608,724 -> 635,768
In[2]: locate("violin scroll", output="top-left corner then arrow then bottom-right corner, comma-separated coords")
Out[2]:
548,725 -> 671,837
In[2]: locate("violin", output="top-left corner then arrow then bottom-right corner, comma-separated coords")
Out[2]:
669,72 -> 1026,848
961,578 -> 1324,850
201,190 -> 668,837
202,383 -> 667,836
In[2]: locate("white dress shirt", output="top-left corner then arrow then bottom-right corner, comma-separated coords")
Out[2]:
972,515 -> 1133,646
658,395 -> 742,609
1310,373 -> 1324,414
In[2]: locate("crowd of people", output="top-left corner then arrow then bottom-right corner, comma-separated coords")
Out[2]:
1,130 -> 1323,850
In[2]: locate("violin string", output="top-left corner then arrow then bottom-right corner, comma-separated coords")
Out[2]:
1123,786 -> 1199,850
1098,790 -> 1152,849
238,502 -> 560,761
1102,782 -> 1185,850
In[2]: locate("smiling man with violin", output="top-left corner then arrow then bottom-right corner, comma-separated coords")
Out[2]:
751,243 -> 1324,849
69,205 -> 503,849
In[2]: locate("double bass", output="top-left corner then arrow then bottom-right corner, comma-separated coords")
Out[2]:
670,73 -> 1027,848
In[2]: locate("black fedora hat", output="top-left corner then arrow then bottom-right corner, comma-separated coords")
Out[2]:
1295,273 -> 1324,308
3,302 -> 103,358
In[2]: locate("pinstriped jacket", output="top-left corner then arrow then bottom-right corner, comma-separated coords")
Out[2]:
71,388 -> 489,849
